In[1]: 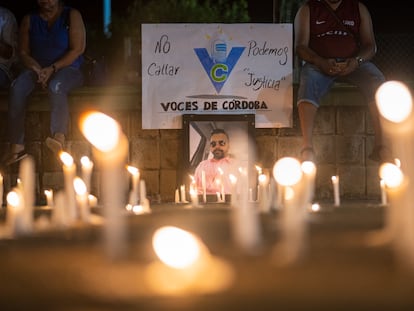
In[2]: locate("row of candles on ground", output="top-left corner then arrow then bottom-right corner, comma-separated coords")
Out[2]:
0,152 -> 149,237
173,168 -> 374,210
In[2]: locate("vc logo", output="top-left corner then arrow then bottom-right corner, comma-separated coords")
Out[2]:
194,39 -> 245,93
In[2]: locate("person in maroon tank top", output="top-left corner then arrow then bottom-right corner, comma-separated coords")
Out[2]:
294,0 -> 390,163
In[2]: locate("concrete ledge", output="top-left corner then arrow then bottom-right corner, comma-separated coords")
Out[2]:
0,85 -> 141,112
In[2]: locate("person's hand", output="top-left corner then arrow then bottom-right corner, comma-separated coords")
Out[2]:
335,58 -> 359,76
37,66 -> 54,88
318,58 -> 342,76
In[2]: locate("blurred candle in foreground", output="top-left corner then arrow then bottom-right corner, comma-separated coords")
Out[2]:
80,111 -> 128,260
127,165 -> 140,206
81,156 -> 94,193
272,157 -> 307,265
0,173 -> 3,208
6,188 -> 24,236
60,151 -> 77,222
74,177 -> 90,222
331,175 -> 340,206
145,226 -> 234,295
44,189 -> 54,208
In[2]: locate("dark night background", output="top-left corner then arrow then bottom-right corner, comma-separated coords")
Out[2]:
1,0 -> 410,34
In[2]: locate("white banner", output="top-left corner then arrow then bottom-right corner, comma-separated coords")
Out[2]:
141,23 -> 293,129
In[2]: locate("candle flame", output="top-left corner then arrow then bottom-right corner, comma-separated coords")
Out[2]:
60,151 -> 74,166
379,162 -> 404,188
301,161 -> 316,175
73,177 -> 87,196
258,173 -> 268,185
229,174 -> 237,184
80,111 -> 121,152
273,157 -> 302,186
80,156 -> 93,168
126,165 -> 139,176
152,226 -> 202,269
376,81 -> 412,123
7,190 -> 20,208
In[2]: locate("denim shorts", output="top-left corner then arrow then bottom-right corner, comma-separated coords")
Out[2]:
297,62 -> 386,107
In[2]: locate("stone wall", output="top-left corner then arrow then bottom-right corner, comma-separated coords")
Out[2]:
1,82 -> 412,205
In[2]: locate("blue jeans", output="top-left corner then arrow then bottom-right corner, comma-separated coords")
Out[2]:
0,68 -> 10,88
8,67 -> 84,144
297,62 -> 386,108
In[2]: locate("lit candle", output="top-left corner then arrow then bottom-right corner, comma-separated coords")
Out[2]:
175,188 -> 180,204
80,155 -> 94,193
273,157 -> 307,265
145,226 -> 234,295
44,189 -> 54,208
229,174 -> 238,206
88,194 -> 98,208
301,161 -> 317,206
331,175 -> 340,206
127,165 -> 140,206
74,177 -> 90,222
380,179 -> 387,206
140,180 -> 151,213
0,173 -> 3,208
189,183 -> 199,208
231,166 -> 261,254
180,184 -> 188,203
60,151 -> 78,222
18,156 -> 35,233
258,173 -> 269,212
80,111 -> 129,259
201,170 -> 206,203
6,188 -> 24,236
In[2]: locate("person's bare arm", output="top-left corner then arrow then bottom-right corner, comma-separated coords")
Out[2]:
19,14 -> 42,74
356,2 -> 377,62
0,13 -> 17,59
51,8 -> 86,71
294,3 -> 336,75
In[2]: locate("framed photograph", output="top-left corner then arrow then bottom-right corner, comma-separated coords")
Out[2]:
183,114 -> 255,172
181,114 -> 256,202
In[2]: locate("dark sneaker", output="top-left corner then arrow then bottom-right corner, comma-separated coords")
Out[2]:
1,150 -> 28,166
45,136 -> 64,155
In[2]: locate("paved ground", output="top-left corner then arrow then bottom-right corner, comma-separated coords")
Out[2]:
1,201 -> 413,310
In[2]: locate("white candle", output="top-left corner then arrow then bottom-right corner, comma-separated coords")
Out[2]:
44,189 -> 54,208
175,188 -> 180,204
74,177 -> 90,222
331,175 -> 340,206
127,165 -> 140,206
229,174 -> 238,206
201,170 -> 206,203
6,188 -> 24,236
180,184 -> 188,203
18,156 -> 35,233
80,111 -> 128,260
258,173 -> 269,212
60,151 -> 78,222
272,157 -> 307,265
190,183 -> 199,208
88,194 -> 98,208
80,155 -> 94,193
0,173 -> 3,208
140,180 -> 151,213
380,179 -> 387,205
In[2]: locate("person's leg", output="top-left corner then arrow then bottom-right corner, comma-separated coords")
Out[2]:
298,101 -> 318,159
45,66 -> 83,153
345,62 -> 390,161
296,64 -> 335,161
0,69 -> 11,89
2,70 -> 37,165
